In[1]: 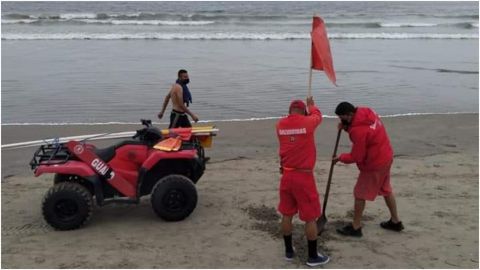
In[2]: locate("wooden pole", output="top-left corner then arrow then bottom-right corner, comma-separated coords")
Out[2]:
308,54 -> 313,97
316,128 -> 342,234
308,13 -> 318,98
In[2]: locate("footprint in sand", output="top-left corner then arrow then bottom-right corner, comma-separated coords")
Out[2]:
443,144 -> 457,148
1,222 -> 52,236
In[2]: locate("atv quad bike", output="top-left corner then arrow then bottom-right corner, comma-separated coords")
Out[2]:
30,119 -> 217,230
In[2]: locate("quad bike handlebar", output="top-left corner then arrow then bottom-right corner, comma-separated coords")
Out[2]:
140,119 -> 152,127
133,119 -> 162,144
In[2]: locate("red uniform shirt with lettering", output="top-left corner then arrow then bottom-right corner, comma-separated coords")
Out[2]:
276,105 -> 323,221
339,107 -> 393,171
276,105 -> 322,170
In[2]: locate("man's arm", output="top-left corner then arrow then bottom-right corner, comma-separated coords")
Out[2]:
172,85 -> 199,122
306,96 -> 323,128
157,91 -> 171,119
338,128 -> 368,164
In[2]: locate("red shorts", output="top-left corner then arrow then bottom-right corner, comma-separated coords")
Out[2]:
278,171 -> 321,222
354,162 -> 393,201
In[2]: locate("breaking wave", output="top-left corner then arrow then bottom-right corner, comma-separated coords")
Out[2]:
2,12 -> 478,29
2,32 -> 478,40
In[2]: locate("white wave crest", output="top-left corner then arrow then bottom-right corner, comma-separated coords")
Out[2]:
328,32 -> 479,39
380,22 -> 438,27
2,32 -> 478,40
2,19 -> 38,24
79,19 -> 216,26
59,13 -> 97,20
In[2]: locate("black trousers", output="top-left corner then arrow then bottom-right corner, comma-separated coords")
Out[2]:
169,110 -> 192,128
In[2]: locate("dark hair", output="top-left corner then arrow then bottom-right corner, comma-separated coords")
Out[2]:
335,102 -> 356,115
178,69 -> 188,77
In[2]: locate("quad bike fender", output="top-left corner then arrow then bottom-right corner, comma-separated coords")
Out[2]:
53,173 -> 106,206
66,141 -> 136,198
36,164 -> 106,205
142,149 -> 197,170
34,161 -> 96,178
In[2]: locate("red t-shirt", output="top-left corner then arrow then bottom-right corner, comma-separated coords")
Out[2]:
339,107 -> 394,171
276,105 -> 322,170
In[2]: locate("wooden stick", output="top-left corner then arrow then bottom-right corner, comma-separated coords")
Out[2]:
322,128 -> 342,213
308,43 -> 313,97
308,66 -> 313,97
308,13 -> 317,97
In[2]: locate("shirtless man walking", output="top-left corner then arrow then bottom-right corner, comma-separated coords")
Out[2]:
158,69 -> 199,128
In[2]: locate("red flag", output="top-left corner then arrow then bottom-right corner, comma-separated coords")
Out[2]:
311,16 -> 337,86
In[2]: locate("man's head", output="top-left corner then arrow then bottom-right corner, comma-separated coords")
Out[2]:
335,101 -> 356,125
289,100 -> 307,115
177,69 -> 189,84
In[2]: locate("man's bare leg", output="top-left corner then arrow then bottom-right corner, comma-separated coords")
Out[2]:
282,215 -> 293,235
352,198 -> 365,229
384,193 -> 400,223
380,193 -> 404,231
337,199 -> 364,237
305,221 -> 317,240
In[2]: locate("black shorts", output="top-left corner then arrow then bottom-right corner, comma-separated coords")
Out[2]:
169,110 -> 192,128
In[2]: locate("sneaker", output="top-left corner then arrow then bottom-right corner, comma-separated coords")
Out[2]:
306,252 -> 330,267
336,224 -> 363,237
285,248 -> 295,261
380,219 -> 404,232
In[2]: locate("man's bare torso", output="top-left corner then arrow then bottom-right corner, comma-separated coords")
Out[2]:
170,83 -> 185,112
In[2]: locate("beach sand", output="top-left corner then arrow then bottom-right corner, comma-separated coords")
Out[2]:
1,114 -> 478,268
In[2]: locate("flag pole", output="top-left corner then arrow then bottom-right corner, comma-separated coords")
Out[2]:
308,51 -> 313,97
308,13 -> 318,98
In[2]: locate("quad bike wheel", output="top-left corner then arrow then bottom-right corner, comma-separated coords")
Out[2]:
42,182 -> 93,230
151,174 -> 197,221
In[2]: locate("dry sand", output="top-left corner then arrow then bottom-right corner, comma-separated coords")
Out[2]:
1,114 -> 478,268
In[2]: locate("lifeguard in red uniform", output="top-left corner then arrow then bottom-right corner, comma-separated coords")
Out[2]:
333,101 -> 404,238
276,96 -> 329,267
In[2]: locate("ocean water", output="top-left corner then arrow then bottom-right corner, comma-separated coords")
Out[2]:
1,1 -> 479,124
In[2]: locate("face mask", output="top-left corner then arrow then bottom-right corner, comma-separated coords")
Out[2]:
183,79 -> 190,84
341,119 -> 350,127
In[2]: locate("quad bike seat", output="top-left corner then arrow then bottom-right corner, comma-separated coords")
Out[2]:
94,145 -> 116,162
94,140 -> 149,162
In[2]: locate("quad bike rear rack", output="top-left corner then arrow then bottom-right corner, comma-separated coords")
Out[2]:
29,142 -> 71,170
